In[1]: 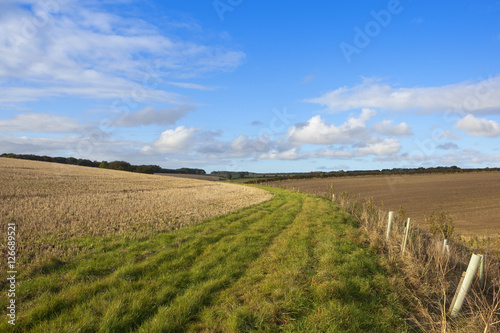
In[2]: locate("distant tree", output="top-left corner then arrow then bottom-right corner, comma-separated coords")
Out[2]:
176,168 -> 206,175
99,161 -> 109,168
108,161 -> 132,171
77,159 -> 94,167
53,157 -> 68,164
135,165 -> 162,174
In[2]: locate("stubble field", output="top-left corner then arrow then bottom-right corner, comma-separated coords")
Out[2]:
154,173 -> 223,181
267,172 -> 500,236
0,157 -> 272,267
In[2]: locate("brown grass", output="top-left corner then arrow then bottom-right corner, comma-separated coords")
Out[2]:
0,157 -> 272,265
335,191 -> 500,332
266,172 -> 500,237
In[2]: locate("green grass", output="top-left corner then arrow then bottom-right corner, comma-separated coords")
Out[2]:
1,187 -> 412,332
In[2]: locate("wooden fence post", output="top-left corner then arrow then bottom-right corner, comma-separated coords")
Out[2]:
402,218 -> 411,255
450,253 -> 481,317
385,211 -> 394,241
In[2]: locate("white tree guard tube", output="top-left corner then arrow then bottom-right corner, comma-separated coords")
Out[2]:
385,211 -> 394,241
402,218 -> 410,254
479,254 -> 485,290
450,253 -> 481,317
442,239 -> 448,255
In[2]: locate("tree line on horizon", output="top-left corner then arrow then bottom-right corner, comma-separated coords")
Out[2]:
245,165 -> 500,183
3,153 -> 498,180
0,153 -> 206,175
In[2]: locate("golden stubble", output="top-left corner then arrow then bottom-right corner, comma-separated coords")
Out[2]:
0,158 -> 272,264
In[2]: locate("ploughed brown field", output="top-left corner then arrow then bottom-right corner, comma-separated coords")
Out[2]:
267,172 -> 500,237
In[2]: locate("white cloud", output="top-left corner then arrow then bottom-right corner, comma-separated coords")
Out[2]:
0,133 -> 142,162
278,110 -> 407,160
372,120 -> 413,136
230,134 -> 271,154
259,148 -> 301,160
286,108 -> 376,145
314,149 -> 354,158
437,130 -> 460,140
305,77 -> 500,114
0,1 -> 245,104
0,84 -> 187,105
142,126 -> 200,153
356,138 -> 401,156
110,106 -> 193,127
0,135 -> 81,155
166,81 -> 218,91
0,113 -> 84,133
310,138 -> 401,159
140,129 -> 279,159
455,114 -> 500,137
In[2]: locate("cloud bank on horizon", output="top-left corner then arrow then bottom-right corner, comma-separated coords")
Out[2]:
1,0 -> 499,172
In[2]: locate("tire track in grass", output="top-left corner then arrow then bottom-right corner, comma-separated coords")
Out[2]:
293,202 -> 411,332
190,195 -> 325,332
121,192 -> 301,332
18,189 -> 302,332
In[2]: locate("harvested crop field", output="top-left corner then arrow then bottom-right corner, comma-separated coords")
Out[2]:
0,158 -> 272,265
267,172 -> 500,236
154,173 -> 223,181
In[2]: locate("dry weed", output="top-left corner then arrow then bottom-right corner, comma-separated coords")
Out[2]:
336,190 -> 500,332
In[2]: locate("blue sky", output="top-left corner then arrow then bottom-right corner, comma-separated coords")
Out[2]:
1,0 -> 499,173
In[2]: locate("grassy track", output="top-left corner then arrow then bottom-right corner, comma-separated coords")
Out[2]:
1,187 -> 411,332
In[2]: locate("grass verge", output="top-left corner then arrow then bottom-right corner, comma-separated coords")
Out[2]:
1,187 -> 412,332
